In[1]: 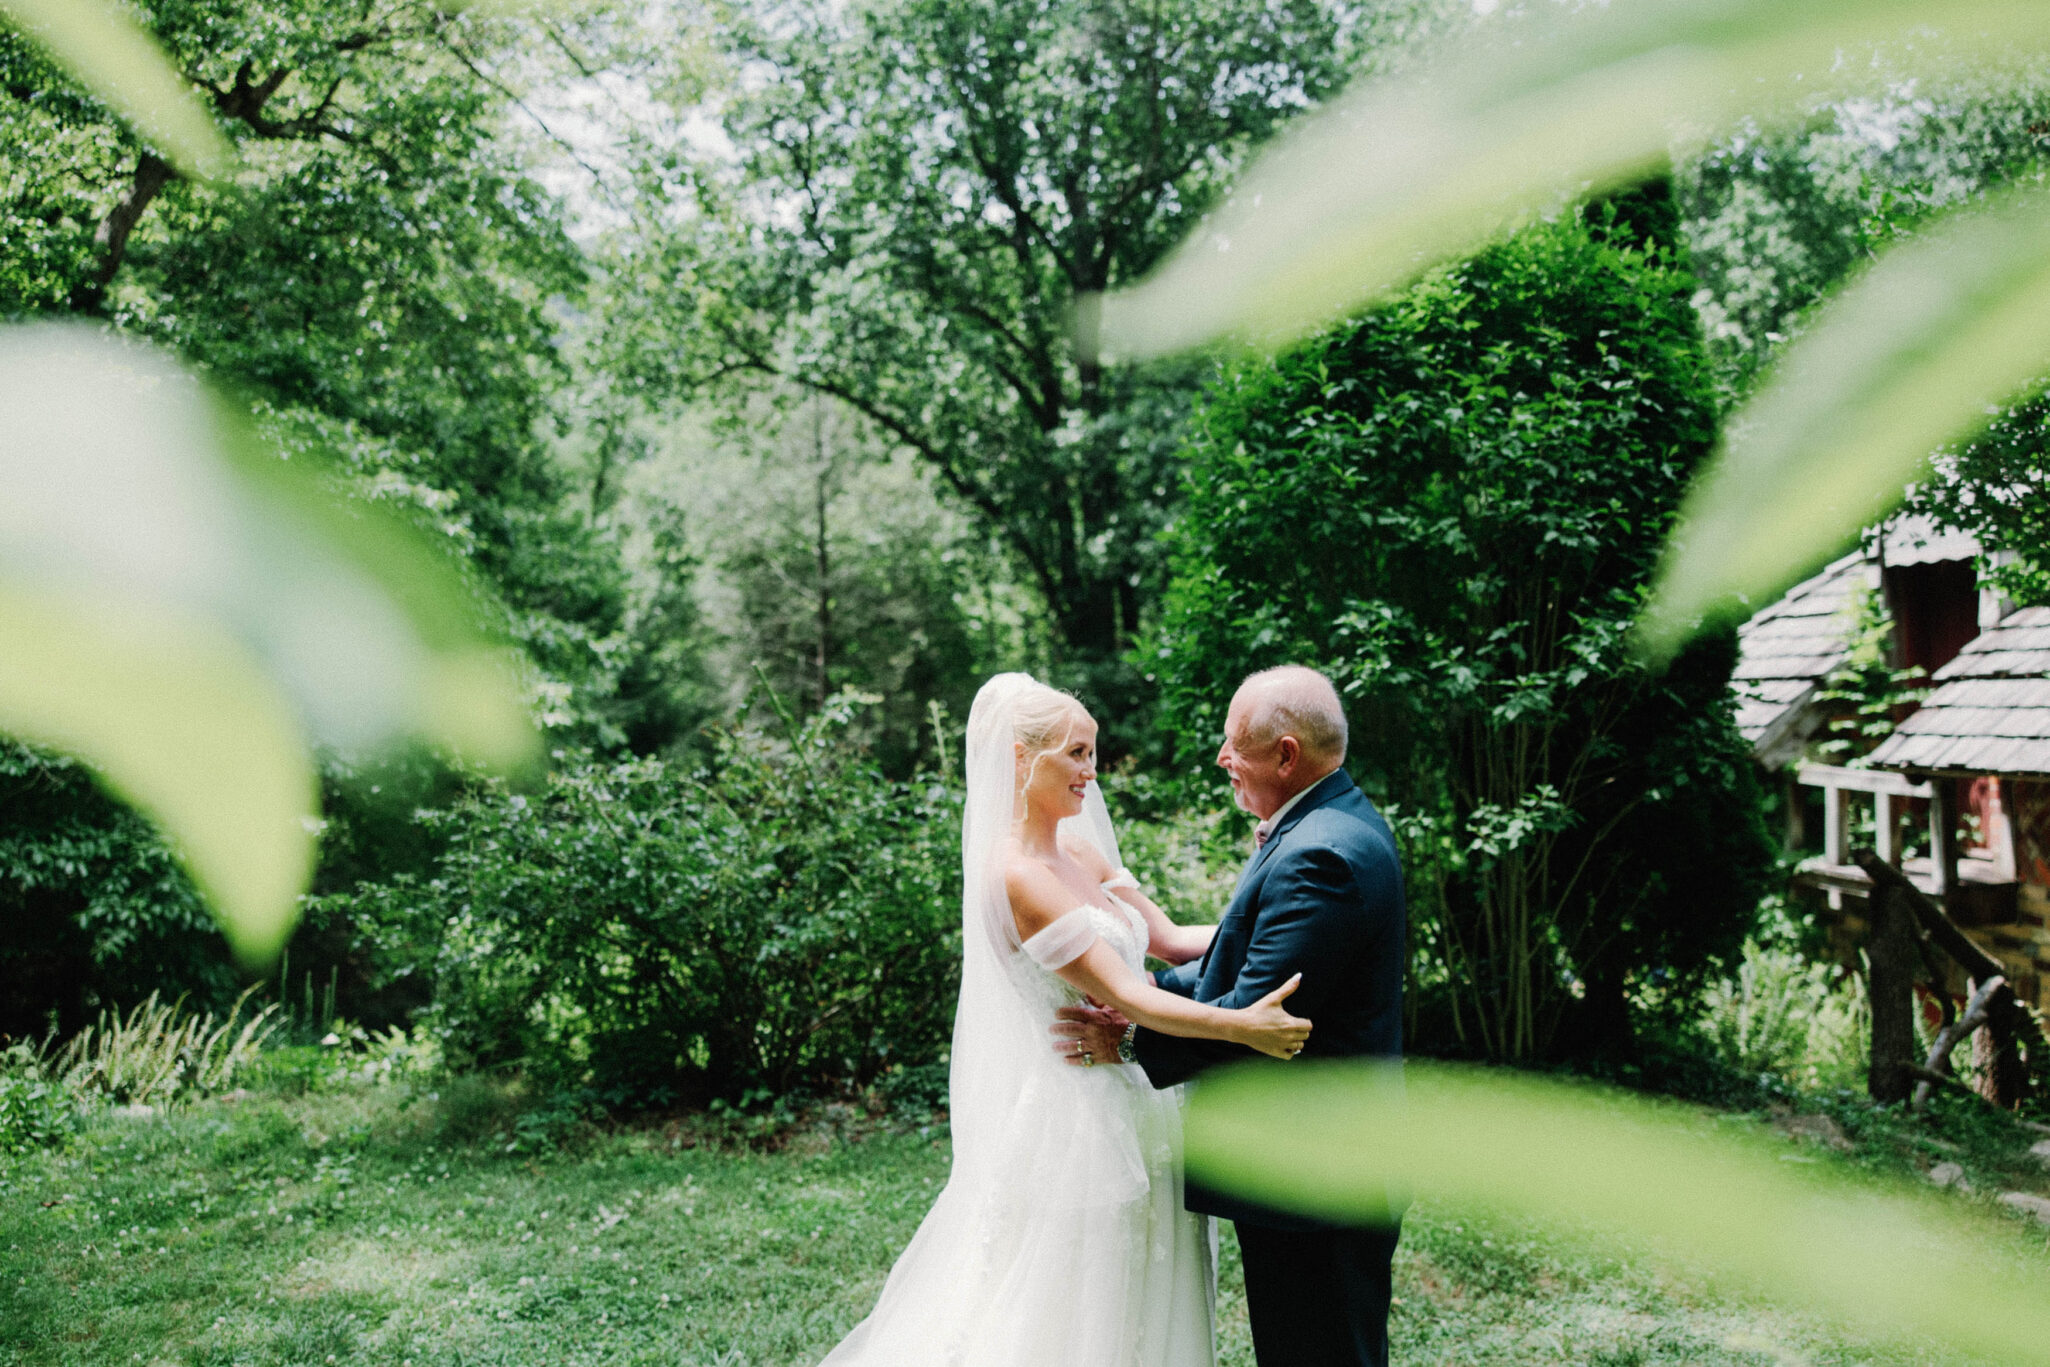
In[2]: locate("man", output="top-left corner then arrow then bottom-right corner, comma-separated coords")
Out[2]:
1055,665 -> 1407,1367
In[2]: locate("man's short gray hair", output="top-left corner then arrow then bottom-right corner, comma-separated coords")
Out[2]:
1239,665 -> 1347,763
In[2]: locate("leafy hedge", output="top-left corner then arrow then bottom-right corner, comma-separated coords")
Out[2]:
1152,199 -> 1775,1062
309,698 -> 963,1105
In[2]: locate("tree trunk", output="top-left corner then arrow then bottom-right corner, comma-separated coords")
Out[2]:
70,151 -> 175,314
1867,881 -> 1918,1104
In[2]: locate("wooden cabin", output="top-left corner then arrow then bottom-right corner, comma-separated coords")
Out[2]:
1731,524 -> 2050,1007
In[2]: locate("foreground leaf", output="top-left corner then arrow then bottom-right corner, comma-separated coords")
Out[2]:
0,326 -> 536,962
0,0 -> 229,178
1639,185 -> 2050,653
1095,0 -> 2050,359
1188,1061 -> 2050,1362
0,586 -> 313,966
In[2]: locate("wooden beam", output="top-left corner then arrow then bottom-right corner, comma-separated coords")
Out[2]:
1824,783 -> 1848,869
1796,763 -> 1934,798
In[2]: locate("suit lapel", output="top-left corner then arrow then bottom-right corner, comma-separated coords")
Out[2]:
1203,771 -> 1356,984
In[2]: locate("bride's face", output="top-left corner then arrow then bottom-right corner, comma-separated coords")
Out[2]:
1016,711 -> 1098,820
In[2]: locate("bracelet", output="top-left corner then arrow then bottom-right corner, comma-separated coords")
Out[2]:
1116,1022 -> 1138,1065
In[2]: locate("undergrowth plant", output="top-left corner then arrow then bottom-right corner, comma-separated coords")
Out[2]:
1700,940 -> 1868,1090
0,1043 -> 75,1155
49,987 -> 278,1108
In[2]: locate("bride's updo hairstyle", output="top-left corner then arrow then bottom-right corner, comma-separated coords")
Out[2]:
1008,679 -> 1087,800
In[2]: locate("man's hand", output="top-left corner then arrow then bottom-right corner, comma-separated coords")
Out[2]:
1051,1003 -> 1129,1067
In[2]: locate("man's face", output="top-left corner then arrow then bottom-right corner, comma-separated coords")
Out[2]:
1217,688 -> 1293,821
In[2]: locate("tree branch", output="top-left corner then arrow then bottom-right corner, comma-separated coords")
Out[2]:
69,151 -> 175,313
440,35 -> 608,187
1912,975 -> 2003,1112
721,353 -> 1063,615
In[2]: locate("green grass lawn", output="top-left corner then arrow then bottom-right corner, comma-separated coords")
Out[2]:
3,1080 -> 2045,1366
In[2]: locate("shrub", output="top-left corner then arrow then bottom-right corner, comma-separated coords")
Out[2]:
0,1044 -> 75,1155
1150,201 -> 1776,1062
247,1023 -> 438,1097
313,695 -> 962,1105
0,741 -> 237,1040
1699,940 -> 1867,1091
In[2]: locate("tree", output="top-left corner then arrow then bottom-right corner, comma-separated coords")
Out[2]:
1153,203 -> 1774,1060
1680,75 -> 2050,397
0,0 -> 669,1008
607,0 -> 1404,710
0,1 -> 639,702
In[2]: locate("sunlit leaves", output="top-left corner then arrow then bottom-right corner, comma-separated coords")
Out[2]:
1641,184 -> 2050,652
1094,0 -> 2050,656
1095,0 -> 2050,359
0,326 -> 535,964
0,0 -> 228,177
1189,1061 -> 2050,1362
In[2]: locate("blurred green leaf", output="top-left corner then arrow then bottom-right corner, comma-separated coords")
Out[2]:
1095,0 -> 2050,359
0,324 -> 536,962
0,585 -> 313,968
1188,1061 -> 2050,1361
1640,186 -> 2050,654
0,0 -> 230,179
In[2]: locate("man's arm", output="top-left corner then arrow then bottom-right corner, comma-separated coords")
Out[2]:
1131,845 -> 1361,1089
1153,959 -> 1200,998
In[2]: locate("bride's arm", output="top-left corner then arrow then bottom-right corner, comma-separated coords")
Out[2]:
1008,860 -> 1306,1059
1058,832 -> 1216,966
1115,883 -> 1216,966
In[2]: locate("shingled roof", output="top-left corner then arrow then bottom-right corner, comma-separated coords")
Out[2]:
1867,606 -> 2050,778
1732,519 -> 1985,767
1732,552 -> 1869,764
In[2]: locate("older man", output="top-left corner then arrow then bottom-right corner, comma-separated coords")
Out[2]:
1057,665 -> 1407,1367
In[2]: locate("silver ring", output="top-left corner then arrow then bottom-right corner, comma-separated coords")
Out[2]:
1080,1049 -> 1094,1067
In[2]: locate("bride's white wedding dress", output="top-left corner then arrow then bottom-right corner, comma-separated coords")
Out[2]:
819,676 -> 1214,1367
822,890 -> 1214,1367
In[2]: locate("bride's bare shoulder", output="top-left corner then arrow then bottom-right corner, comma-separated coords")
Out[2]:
1057,828 -> 1116,881
1003,848 -> 1075,939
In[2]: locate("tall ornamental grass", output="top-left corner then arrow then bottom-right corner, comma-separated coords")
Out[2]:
48,986 -> 278,1107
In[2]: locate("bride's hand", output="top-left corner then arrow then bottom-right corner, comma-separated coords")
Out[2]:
1235,973 -> 1311,1060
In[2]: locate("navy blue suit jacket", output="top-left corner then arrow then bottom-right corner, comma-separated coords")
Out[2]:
1132,769 -> 1405,1230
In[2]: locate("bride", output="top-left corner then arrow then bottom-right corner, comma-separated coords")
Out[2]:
819,673 -> 1311,1367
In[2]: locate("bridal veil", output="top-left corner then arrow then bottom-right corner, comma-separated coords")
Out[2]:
817,672 -> 1213,1366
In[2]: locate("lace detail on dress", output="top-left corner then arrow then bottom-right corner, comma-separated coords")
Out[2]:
1089,891 -> 1149,970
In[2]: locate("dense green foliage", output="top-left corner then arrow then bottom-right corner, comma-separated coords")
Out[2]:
0,1045 -> 75,1157
0,742 -> 229,1037
1681,80 -> 2050,600
1154,204 -> 1775,1061
610,0 -> 1429,732
0,0 -> 723,1020
308,701 -> 962,1104
1909,394 -> 2050,607
658,403 -> 1022,775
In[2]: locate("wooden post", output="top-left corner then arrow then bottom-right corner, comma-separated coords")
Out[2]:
1874,793 -> 1897,864
1929,778 -> 1960,899
1856,850 -> 2037,1108
1824,780 -> 1849,912
1824,782 -> 1848,867
1866,880 -> 1918,1105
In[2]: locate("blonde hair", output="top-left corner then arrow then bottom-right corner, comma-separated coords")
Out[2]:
1011,680 -> 1089,798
